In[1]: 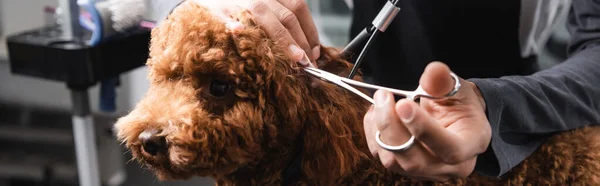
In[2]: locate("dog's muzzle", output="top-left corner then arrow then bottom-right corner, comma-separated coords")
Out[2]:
139,129 -> 167,156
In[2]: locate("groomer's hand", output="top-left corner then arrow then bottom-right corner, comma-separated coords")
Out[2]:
363,62 -> 491,181
191,0 -> 320,67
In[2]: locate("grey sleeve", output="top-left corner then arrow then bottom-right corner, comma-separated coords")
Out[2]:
468,0 -> 600,177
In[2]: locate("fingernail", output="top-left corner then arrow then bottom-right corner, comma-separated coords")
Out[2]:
289,45 -> 303,57
397,99 -> 415,123
311,45 -> 321,61
289,45 -> 308,65
226,21 -> 245,31
374,90 -> 390,106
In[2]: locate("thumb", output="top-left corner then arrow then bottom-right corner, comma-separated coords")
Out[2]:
419,62 -> 455,97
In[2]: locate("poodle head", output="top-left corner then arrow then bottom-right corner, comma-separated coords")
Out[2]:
114,0 -> 365,181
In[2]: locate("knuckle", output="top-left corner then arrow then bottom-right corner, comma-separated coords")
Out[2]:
401,162 -> 422,175
280,10 -> 299,28
249,1 -> 268,14
381,157 -> 397,171
370,149 -> 378,157
289,0 -> 307,13
301,46 -> 312,56
478,131 -> 492,152
441,151 -> 463,164
272,28 -> 288,40
405,121 -> 423,137
456,170 -> 471,179
478,142 -> 489,154
453,159 -> 477,179
376,117 -> 392,131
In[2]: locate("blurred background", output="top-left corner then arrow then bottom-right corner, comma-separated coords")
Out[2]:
0,0 -> 570,185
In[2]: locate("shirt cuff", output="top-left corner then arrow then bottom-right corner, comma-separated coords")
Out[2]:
467,78 -> 510,177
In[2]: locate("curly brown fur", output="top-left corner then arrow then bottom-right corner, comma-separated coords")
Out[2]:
114,1 -> 600,185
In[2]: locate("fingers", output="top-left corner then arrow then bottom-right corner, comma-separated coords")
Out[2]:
365,90 -> 412,158
363,105 -> 379,157
419,62 -> 455,97
377,135 -> 474,181
373,90 -> 413,145
193,0 -> 320,63
395,99 -> 481,164
265,1 -> 313,57
365,88 -> 482,180
392,151 -> 454,181
225,21 -> 245,33
377,150 -> 406,173
276,0 -> 321,61
248,1 -> 303,60
364,61 -> 487,180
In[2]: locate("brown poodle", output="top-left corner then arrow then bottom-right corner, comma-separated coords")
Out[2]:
114,1 -> 600,185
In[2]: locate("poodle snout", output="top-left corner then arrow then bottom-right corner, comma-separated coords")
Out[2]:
139,129 -> 167,156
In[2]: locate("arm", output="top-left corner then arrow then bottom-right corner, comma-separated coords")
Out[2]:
469,0 -> 600,177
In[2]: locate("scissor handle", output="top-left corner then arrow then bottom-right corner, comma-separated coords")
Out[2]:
445,72 -> 462,97
410,72 -> 461,100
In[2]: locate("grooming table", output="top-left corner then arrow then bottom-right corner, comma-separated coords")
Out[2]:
5,24 -> 150,186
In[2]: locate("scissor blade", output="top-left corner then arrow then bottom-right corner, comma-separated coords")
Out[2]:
335,81 -> 375,104
340,78 -> 416,99
303,68 -> 326,81
303,67 -> 375,104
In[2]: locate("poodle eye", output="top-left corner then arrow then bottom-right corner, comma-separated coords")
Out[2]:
209,80 -> 231,97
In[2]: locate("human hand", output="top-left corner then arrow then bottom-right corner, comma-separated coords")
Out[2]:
363,62 -> 491,181
190,0 -> 320,67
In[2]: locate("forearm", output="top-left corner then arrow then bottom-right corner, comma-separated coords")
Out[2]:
468,45 -> 600,177
481,45 -> 600,133
466,0 -> 600,177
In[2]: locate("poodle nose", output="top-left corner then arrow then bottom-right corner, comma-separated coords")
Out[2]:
139,129 -> 166,156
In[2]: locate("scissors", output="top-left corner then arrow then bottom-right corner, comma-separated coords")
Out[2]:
302,67 -> 461,104
301,0 -> 461,151
303,65 -> 461,151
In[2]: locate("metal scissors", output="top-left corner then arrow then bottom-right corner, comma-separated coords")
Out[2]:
301,0 -> 462,151
304,66 -> 461,152
303,67 -> 461,104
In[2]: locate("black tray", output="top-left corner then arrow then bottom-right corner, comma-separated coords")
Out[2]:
6,26 -> 150,89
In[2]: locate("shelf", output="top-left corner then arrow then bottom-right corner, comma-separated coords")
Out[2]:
6,26 -> 150,88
